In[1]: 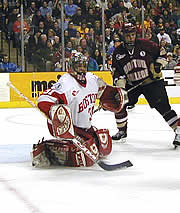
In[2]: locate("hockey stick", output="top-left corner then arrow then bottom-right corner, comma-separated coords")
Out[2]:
7,81 -> 133,171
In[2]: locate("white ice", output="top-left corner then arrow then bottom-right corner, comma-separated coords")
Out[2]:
0,104 -> 180,213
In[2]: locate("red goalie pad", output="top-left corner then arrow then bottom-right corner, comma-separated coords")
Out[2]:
99,85 -> 125,113
50,104 -> 75,139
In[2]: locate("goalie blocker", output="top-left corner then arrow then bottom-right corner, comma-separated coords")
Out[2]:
31,105 -> 112,167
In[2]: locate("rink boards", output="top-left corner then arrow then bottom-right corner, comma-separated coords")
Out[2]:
0,70 -> 180,108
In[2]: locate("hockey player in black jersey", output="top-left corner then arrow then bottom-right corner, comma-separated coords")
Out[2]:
111,22 -> 180,148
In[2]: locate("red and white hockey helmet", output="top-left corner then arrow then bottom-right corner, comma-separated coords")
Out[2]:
68,51 -> 88,74
68,51 -> 88,85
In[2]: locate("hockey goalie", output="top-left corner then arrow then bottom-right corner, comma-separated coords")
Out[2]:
32,52 -> 127,168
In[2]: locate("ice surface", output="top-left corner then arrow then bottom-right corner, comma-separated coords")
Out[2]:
0,105 -> 180,213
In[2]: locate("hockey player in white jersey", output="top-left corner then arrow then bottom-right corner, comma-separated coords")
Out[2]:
32,52 -> 127,167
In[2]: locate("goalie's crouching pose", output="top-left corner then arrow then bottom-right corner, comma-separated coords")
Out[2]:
31,52 -> 127,167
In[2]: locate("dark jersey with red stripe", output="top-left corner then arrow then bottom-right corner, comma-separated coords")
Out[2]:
112,38 -> 160,85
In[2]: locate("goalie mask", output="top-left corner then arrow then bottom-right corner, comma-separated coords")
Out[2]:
122,23 -> 137,50
68,51 -> 88,86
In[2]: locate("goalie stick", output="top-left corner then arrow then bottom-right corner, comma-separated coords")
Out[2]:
7,81 -> 133,171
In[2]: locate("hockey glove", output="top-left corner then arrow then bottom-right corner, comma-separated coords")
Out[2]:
149,63 -> 163,80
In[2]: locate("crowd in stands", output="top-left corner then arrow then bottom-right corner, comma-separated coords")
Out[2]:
0,0 -> 180,72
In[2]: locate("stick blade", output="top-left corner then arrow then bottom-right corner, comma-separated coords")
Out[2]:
98,160 -> 133,171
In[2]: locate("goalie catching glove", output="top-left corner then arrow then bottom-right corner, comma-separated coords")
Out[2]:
99,84 -> 128,113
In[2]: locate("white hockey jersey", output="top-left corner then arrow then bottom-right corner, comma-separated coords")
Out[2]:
38,72 -> 100,129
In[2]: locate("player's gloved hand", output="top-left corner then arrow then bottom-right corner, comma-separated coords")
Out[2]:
149,63 -> 163,80
154,62 -> 162,73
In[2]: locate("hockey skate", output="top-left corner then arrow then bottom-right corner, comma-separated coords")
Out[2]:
112,130 -> 127,143
173,126 -> 180,149
173,133 -> 180,149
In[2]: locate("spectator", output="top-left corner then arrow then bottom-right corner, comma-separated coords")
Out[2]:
84,32 -> 96,54
107,37 -> 121,57
144,15 -> 153,30
94,4 -> 102,21
157,27 -> 172,45
66,22 -> 77,38
105,2 -> 116,20
74,31 -> 82,46
26,30 -> 42,63
170,27 -> 179,46
145,29 -> 159,44
161,9 -> 172,24
114,0 -> 130,15
12,14 -> 30,48
65,40 -> 74,56
0,55 -> 22,72
154,1 -> 164,16
37,21 -> 47,34
93,49 -> 103,70
52,45 -> 63,71
76,45 -> 83,53
39,1 -> 52,18
44,13 -> 54,31
105,28 -> 112,46
32,10 -> 45,29
93,20 -> 101,37
47,28 -> 56,45
79,38 -> 93,56
53,36 -> 61,50
64,0 -> 78,18
52,0 -> 61,18
85,7 -> 97,26
129,0 -> 141,22
83,49 -> 99,71
33,39 -> 55,71
52,21 -> 61,38
164,52 -> 177,69
6,8 -> 18,39
135,21 -> 142,37
159,38 -> 173,53
58,18 -> 69,31
26,1 -> 38,17
71,7 -> 85,26
173,46 -> 180,63
77,20 -> 89,38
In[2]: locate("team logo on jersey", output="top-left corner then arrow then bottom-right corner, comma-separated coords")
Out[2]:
116,54 -> 126,60
72,90 -> 79,96
140,51 -> 146,57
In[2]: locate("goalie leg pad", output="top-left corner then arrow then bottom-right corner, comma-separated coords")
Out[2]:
31,138 -> 99,168
99,85 -> 128,113
50,104 -> 75,139
95,129 -> 112,158
31,141 -> 51,168
70,138 -> 99,167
